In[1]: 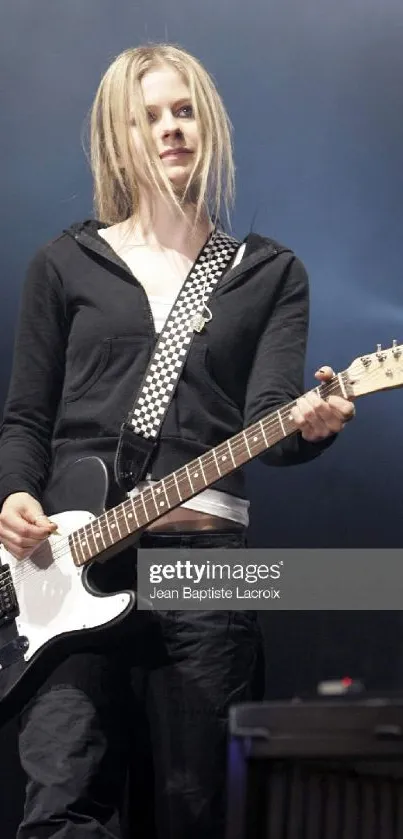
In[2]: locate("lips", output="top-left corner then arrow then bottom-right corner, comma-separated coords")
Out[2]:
160,148 -> 192,159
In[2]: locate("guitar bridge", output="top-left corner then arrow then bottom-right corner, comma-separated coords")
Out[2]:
0,564 -> 19,626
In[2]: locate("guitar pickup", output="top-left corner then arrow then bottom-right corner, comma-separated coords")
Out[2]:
0,564 -> 19,626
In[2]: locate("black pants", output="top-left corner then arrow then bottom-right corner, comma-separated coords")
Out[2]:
17,529 -> 264,839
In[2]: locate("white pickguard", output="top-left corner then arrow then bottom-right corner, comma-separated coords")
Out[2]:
0,510 -> 132,662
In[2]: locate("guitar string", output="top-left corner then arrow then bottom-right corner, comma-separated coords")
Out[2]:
6,373 -> 360,581
43,372 -> 358,562
4,375 -> 358,586
3,386 -> 363,589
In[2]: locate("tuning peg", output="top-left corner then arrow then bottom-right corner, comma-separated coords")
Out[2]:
392,339 -> 402,358
376,343 -> 386,361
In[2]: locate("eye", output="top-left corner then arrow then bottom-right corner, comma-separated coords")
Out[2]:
177,104 -> 194,118
146,109 -> 157,123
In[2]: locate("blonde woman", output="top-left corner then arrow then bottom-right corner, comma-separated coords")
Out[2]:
0,45 -> 354,839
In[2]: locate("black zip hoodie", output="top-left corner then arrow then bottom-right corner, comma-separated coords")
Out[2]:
0,220 -> 334,510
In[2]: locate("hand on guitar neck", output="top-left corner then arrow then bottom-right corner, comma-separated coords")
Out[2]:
291,365 -> 356,442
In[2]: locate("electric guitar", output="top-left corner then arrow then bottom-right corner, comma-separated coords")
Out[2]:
0,342 -> 402,724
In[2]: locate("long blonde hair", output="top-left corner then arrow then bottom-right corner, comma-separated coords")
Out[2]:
89,44 -> 235,227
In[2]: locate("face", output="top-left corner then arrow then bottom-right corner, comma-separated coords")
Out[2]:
131,65 -> 200,190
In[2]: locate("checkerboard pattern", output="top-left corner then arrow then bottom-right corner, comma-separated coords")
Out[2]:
128,230 -> 240,439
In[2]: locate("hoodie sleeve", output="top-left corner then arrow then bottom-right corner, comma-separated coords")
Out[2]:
0,248 -> 67,508
243,254 -> 336,466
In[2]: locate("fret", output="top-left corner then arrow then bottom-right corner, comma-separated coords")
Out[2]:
76,527 -> 87,561
89,518 -> 101,557
277,409 -> 286,437
88,519 -> 99,556
121,502 -> 130,534
68,530 -> 78,564
173,471 -> 183,501
227,440 -> 237,468
177,467 -> 191,497
111,507 -> 123,539
102,512 -> 113,545
212,448 -> 222,478
95,517 -> 107,550
145,488 -> 161,522
197,457 -> 207,486
68,533 -> 78,565
138,492 -> 149,525
242,430 -> 252,458
83,521 -> 96,558
77,528 -> 89,564
126,497 -> 140,528
161,480 -> 170,510
259,419 -> 269,448
182,461 -> 206,494
162,473 -> 180,507
83,532 -> 92,562
72,528 -> 86,566
77,527 -> 88,562
148,486 -> 160,516
185,464 -> 195,492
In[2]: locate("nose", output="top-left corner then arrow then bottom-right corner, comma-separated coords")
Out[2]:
160,109 -> 183,138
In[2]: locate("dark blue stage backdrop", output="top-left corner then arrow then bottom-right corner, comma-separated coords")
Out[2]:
1,2 -> 403,836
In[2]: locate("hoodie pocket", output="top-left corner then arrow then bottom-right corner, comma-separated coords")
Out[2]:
63,335 -> 150,406
192,343 -> 242,415
64,339 -> 111,402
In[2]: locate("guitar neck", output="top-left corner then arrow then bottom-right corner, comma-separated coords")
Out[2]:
69,373 -> 350,567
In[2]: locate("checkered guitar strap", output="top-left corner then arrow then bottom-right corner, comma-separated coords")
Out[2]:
114,228 -> 240,492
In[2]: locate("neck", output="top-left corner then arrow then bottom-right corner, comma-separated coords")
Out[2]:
123,195 -> 213,255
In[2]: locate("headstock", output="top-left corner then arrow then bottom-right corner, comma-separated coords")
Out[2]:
346,340 -> 403,397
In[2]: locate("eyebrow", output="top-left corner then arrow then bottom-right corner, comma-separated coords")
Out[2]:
143,97 -> 192,109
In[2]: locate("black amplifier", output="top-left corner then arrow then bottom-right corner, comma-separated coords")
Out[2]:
226,699 -> 403,838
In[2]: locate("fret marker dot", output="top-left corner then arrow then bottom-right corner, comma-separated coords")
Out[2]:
222,455 -> 227,461
128,513 -> 133,519
111,524 -> 115,529
160,501 -> 165,507
194,473 -> 198,478
156,487 -> 161,494
81,541 -> 87,547
96,533 -> 100,539
253,436 -> 258,442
